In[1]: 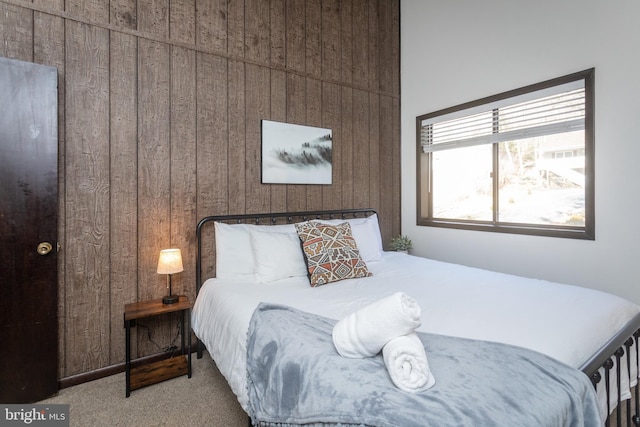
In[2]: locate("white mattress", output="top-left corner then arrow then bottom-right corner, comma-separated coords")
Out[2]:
192,251 -> 640,415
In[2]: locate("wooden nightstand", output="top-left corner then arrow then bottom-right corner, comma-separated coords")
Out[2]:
124,295 -> 192,397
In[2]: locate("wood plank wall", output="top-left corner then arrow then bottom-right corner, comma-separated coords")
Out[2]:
0,0 -> 401,381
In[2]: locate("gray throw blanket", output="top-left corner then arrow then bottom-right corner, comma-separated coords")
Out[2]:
246,303 -> 601,427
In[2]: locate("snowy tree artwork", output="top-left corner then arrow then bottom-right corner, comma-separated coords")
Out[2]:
261,120 -> 332,184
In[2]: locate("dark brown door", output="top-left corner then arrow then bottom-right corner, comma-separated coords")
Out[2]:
0,57 -> 59,403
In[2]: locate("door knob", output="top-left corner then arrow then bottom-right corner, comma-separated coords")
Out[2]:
37,242 -> 53,255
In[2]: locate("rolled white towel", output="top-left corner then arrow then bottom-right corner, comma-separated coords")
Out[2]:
332,292 -> 422,358
382,332 -> 436,393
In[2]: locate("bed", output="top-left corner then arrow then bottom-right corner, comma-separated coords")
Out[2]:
192,208 -> 640,427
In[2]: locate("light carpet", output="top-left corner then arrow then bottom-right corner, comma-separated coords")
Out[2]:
39,351 -> 247,427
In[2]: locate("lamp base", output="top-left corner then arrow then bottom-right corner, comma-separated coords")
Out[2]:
162,294 -> 179,304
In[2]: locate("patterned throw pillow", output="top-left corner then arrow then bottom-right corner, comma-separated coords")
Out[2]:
295,221 -> 372,287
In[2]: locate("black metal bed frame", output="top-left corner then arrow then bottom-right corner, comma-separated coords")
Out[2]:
194,208 -> 640,427
583,321 -> 640,427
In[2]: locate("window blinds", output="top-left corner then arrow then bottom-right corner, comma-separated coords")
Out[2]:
420,81 -> 585,153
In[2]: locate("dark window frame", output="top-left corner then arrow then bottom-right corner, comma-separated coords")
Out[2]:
416,69 -> 595,240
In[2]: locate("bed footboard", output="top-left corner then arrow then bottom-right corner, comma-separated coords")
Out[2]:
582,313 -> 640,426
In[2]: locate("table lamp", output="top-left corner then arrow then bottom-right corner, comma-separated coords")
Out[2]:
157,248 -> 183,304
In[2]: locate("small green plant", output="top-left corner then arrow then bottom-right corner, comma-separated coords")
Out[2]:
389,235 -> 412,251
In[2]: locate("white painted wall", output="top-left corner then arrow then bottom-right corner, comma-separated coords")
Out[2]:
401,0 -> 640,303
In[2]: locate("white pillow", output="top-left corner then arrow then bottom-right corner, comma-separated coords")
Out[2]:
249,228 -> 308,282
313,214 -> 383,262
213,215 -> 382,278
214,222 -> 254,279
214,221 -> 297,279
350,220 -> 383,262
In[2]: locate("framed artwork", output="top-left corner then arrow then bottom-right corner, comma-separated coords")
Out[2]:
261,120 -> 333,185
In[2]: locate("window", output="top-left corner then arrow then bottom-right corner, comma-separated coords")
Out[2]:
416,69 -> 594,239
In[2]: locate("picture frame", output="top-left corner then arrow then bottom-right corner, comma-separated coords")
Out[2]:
261,120 -> 333,185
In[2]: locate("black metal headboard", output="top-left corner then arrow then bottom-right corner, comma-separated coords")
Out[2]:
195,208 -> 377,296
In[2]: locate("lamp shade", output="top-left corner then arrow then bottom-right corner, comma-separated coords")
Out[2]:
157,248 -> 184,275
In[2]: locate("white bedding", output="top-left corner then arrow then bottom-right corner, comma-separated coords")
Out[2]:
192,251 -> 640,416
